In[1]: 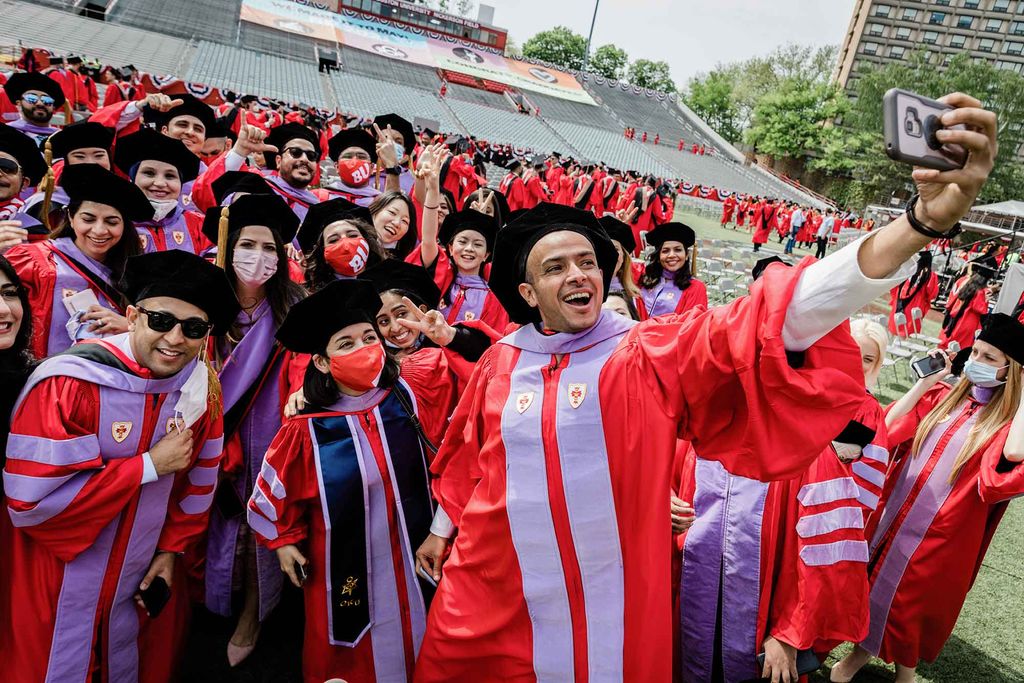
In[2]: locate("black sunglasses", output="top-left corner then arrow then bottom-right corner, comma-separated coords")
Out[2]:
283,146 -> 320,162
0,158 -> 20,175
137,306 -> 213,339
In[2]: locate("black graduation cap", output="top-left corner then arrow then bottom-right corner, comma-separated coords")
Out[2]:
530,154 -> 546,168
752,256 -> 790,281
359,258 -> 441,309
201,193 -> 300,246
48,121 -> 114,159
113,128 -> 200,183
835,420 -> 876,448
121,250 -> 239,335
264,122 -> 321,171
210,170 -> 274,205
505,158 -> 523,172
446,135 -> 470,155
439,209 -> 498,252
239,94 -> 258,105
976,312 -> 1024,366
972,262 -> 996,282
373,113 -> 415,150
297,197 -> 373,253
59,163 -> 154,222
145,93 -> 217,135
419,126 -> 437,140
597,215 -> 635,254
276,279 -> 383,354
490,202 -> 618,324
0,124 -> 47,184
328,128 -> 376,163
3,72 -> 65,108
645,222 -> 695,250
67,56 -> 83,66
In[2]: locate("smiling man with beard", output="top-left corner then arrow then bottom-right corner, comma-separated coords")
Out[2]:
0,249 -> 239,683
3,72 -> 66,145
414,94 -> 999,683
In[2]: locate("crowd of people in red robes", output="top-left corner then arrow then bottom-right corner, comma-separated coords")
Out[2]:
0,47 -> 1022,683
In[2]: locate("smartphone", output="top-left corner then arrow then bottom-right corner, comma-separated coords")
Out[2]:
294,561 -> 308,585
883,88 -> 967,171
912,353 -> 947,379
416,564 -> 439,588
753,648 -> 821,678
136,577 -> 171,618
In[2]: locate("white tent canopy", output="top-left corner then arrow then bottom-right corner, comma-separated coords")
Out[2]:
973,200 -> 1024,218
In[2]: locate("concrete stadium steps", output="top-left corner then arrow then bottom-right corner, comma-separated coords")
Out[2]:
583,79 -> 698,143
444,83 -> 511,109
0,0 -> 195,76
187,42 -> 329,107
111,0 -> 242,44
330,71 -> 461,130
444,99 -> 566,151
545,120 -> 675,176
239,23 -> 326,62
526,91 -> 620,131
339,46 -> 441,92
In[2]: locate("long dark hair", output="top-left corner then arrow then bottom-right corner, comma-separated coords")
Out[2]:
956,272 -> 988,304
640,247 -> 693,291
304,217 -> 384,292
0,256 -> 34,369
302,335 -> 401,409
222,226 -> 306,337
50,201 -> 142,281
368,191 -> 418,259
896,251 -> 933,311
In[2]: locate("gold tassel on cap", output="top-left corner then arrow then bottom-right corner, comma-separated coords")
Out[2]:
214,206 -> 230,269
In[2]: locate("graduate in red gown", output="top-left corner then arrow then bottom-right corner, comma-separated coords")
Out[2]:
720,194 -> 737,227
832,314 -> 1024,683
887,251 -> 939,337
411,180 -> 955,680
247,280 -> 458,683
522,157 -> 549,210
0,125 -> 48,243
625,178 -> 669,255
736,197 -> 748,229
939,266 -> 991,350
636,222 -> 707,319
6,165 -> 151,358
0,249 -> 238,683
498,158 -> 528,212
751,198 -> 778,252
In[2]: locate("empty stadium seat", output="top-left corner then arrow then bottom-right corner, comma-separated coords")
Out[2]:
187,42 -> 330,107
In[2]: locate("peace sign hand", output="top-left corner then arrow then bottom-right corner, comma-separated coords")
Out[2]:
373,123 -> 399,168
393,297 -> 456,347
616,205 -> 640,224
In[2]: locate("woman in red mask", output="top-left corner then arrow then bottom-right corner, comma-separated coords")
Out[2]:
247,279 -> 460,683
296,198 -> 385,292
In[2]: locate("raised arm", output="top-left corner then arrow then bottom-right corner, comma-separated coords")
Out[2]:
416,146 -> 448,268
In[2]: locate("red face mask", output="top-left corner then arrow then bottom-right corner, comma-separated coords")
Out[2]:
337,158 -> 373,187
324,236 -> 370,277
328,342 -> 385,392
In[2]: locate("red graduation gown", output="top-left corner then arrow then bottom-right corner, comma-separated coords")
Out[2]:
499,173 -> 528,212
247,353 -> 458,683
720,196 -> 737,225
861,384 -> 1024,667
0,337 -> 223,683
415,261 -> 867,682
887,272 -> 939,337
939,277 -> 989,350
406,249 -> 510,334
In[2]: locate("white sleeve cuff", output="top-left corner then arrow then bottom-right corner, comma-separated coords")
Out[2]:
120,101 -> 143,128
783,231 -> 917,352
141,451 -> 158,484
429,504 -> 455,538
225,150 -> 247,172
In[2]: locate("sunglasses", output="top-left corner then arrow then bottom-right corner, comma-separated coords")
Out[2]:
0,158 -> 20,175
22,93 -> 56,107
283,147 -> 320,162
137,306 -> 213,339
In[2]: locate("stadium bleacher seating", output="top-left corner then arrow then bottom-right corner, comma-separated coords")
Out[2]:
329,71 -> 461,131
238,23 -> 326,63
444,82 -> 513,109
187,42 -> 330,107
524,91 -> 619,130
445,99 -> 566,151
339,46 -> 440,91
112,0 -> 243,44
546,120 -> 675,175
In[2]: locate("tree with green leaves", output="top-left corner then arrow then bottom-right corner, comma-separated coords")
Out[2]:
521,26 -> 588,71
627,59 -> 675,93
744,79 -> 848,159
683,70 -> 743,143
590,44 -> 628,80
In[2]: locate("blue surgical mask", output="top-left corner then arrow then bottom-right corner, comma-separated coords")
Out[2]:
963,358 -> 1007,388
394,143 -> 406,161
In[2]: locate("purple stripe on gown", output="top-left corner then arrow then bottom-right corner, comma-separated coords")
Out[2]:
641,275 -> 683,317
861,401 -> 981,655
136,205 -> 197,254
46,237 -> 119,356
441,274 -> 489,323
554,336 -> 626,678
681,459 -> 768,683
502,347 -> 575,682
265,173 -> 319,222
5,432 -> 98,466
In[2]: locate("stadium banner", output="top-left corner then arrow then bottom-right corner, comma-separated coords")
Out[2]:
239,0 -> 596,105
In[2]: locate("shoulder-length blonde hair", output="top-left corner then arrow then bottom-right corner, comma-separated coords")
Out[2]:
850,318 -> 889,390
911,358 -> 1022,484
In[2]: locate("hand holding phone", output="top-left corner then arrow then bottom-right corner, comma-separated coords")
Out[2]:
884,89 -> 967,171
912,349 -> 952,381
136,577 -> 171,618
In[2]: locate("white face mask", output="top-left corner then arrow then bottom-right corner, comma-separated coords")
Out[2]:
149,198 -> 179,222
232,247 -> 278,287
963,358 -> 1007,388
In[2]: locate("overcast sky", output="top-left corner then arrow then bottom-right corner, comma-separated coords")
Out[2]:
487,0 -> 857,87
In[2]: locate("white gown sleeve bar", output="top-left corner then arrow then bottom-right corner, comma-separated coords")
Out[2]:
782,232 -> 916,352
429,503 -> 455,538
224,151 -> 247,172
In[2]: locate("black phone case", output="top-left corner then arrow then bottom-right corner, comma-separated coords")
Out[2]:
883,88 -> 965,172
214,480 -> 245,519
749,648 -> 821,680
138,576 -> 171,617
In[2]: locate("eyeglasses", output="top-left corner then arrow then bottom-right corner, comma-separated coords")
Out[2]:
137,306 -> 213,339
0,158 -> 20,176
283,147 -> 320,162
22,93 -> 56,107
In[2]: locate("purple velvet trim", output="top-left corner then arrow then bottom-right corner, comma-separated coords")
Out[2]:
800,539 -> 869,566
136,207 -> 196,254
501,345 -> 575,680
795,506 -> 864,538
5,433 -> 99,466
47,237 -> 118,356
218,300 -> 276,412
197,435 -> 223,460
502,308 -> 636,355
266,173 -> 319,220
187,464 -> 219,487
853,461 -> 886,488
971,384 -> 997,404
3,471 -> 77,503
862,401 -> 979,655
641,275 -> 684,318
862,444 -> 889,464
445,274 -> 490,323
796,477 -> 859,506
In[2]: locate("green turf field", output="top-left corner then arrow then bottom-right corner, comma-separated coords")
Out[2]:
675,209 -> 1024,683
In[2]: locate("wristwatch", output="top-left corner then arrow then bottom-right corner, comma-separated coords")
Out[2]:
384,166 -> 402,176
